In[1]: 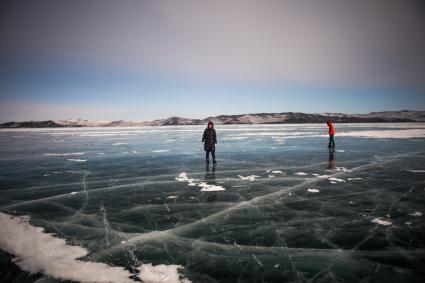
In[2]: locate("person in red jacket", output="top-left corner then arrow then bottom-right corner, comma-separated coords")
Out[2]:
327,120 -> 335,148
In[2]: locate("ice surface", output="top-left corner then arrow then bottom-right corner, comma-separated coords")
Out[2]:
1,123 -> 425,282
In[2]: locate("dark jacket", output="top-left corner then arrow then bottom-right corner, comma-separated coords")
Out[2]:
202,128 -> 217,151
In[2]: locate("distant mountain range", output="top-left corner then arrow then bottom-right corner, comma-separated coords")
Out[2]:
1,110 -> 424,128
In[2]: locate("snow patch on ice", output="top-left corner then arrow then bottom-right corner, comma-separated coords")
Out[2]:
327,167 -> 352,173
238,175 -> 260,181
0,212 -> 135,283
271,170 -> 284,174
152,149 -> 170,153
307,188 -> 320,193
137,263 -> 190,283
371,218 -> 392,226
67,158 -> 87,162
406,169 -> 425,173
294,172 -> 308,176
112,142 -> 128,146
69,192 -> 78,195
328,177 -> 345,183
198,182 -> 226,192
409,211 -> 422,217
175,172 -> 197,186
176,172 -> 225,191
44,152 -> 85,156
312,174 -> 331,179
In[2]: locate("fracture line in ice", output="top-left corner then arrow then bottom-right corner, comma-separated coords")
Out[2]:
72,172 -> 90,219
252,253 -> 264,267
164,200 -> 171,212
100,203 -> 111,247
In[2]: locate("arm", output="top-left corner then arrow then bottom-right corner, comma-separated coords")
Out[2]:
202,130 -> 206,142
213,129 -> 217,144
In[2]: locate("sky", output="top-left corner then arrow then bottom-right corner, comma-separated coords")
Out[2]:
0,0 -> 424,122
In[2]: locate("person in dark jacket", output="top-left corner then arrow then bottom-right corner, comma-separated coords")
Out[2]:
202,121 -> 217,163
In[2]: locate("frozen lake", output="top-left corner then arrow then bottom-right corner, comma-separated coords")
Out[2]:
0,123 -> 425,282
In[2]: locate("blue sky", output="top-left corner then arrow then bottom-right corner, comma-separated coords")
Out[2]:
1,0 -> 424,122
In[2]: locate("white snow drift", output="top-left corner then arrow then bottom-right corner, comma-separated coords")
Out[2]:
0,212 -> 191,283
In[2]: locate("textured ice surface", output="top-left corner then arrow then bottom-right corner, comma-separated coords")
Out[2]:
0,123 -> 425,282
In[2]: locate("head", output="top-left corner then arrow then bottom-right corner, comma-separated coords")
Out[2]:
327,120 -> 332,126
207,121 -> 214,129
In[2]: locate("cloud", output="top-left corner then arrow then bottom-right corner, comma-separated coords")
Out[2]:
1,0 -> 424,90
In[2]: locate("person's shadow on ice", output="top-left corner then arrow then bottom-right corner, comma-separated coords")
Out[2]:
328,148 -> 335,171
205,162 -> 217,202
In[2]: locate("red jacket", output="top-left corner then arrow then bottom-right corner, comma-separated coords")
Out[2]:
328,123 -> 335,135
